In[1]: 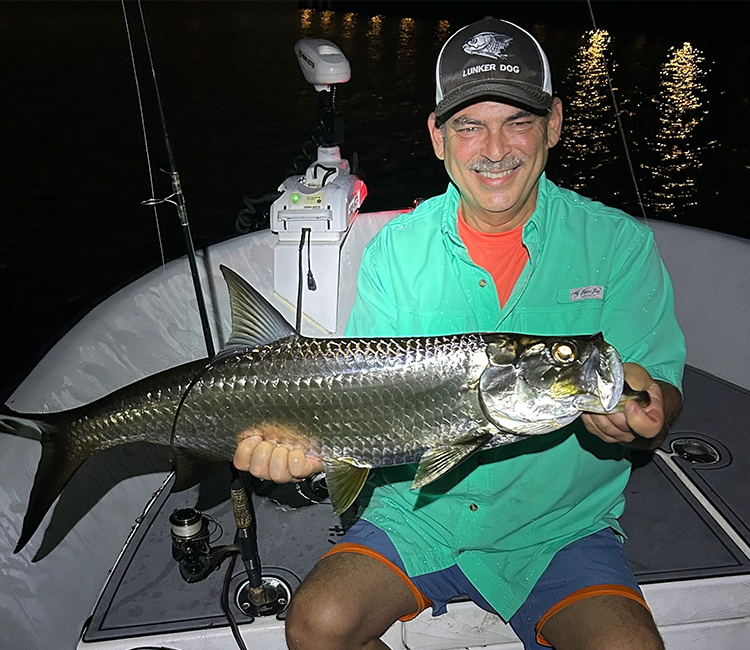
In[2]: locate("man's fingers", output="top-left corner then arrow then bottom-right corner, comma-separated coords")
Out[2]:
581,413 -> 631,443
582,378 -> 666,445
235,427 -> 323,482
233,435 -> 262,472
269,445 -> 295,482
623,397 -> 663,438
248,440 -> 278,479
289,448 -> 325,478
623,363 -> 653,392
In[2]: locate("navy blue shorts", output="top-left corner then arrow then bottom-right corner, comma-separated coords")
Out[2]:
323,519 -> 648,649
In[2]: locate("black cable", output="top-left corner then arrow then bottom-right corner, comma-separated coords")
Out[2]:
306,233 -> 317,291
221,552 -> 250,650
313,163 -> 337,186
295,229 -> 310,332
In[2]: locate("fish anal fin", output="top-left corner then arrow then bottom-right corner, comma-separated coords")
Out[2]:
411,431 -> 494,491
171,448 -> 228,492
219,265 -> 296,351
323,458 -> 371,516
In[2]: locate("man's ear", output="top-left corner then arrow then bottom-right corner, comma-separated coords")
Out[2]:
428,112 -> 445,160
547,97 -> 563,149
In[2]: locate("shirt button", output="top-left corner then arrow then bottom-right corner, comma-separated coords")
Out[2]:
478,279 -> 487,287
476,455 -> 486,465
469,503 -> 478,512
458,549 -> 465,554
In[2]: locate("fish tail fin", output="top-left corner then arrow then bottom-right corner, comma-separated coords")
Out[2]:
0,404 -> 52,441
1,406 -> 84,553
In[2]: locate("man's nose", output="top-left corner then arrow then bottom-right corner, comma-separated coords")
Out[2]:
483,128 -> 511,161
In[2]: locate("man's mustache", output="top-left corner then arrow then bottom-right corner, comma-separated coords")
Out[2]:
469,158 -> 523,173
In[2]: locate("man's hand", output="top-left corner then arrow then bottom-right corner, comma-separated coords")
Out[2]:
233,431 -> 325,483
581,363 -> 682,449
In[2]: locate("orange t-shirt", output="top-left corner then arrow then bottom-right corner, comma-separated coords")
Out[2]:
457,210 -> 530,308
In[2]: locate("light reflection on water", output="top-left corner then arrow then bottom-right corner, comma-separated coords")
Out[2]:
398,17 -> 416,62
300,8 -> 313,33
550,27 -> 715,222
342,12 -> 357,41
319,10 -> 334,35
367,15 -> 383,59
559,29 -> 618,196
436,19 -> 451,44
646,42 -> 711,215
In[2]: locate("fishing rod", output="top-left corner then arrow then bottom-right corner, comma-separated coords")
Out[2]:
122,7 -> 289,644
128,0 -> 216,359
585,0 -> 648,222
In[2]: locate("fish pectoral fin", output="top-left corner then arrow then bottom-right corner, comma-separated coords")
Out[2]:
323,458 -> 371,516
411,432 -> 494,491
171,448 -> 228,492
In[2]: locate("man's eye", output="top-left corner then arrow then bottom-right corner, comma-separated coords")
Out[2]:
510,120 -> 535,129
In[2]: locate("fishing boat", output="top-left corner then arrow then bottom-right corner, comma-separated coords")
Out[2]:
2,7 -> 750,650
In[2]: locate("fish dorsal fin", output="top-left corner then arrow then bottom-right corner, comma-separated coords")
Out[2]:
323,458 -> 371,516
411,431 -> 494,490
220,265 -> 296,349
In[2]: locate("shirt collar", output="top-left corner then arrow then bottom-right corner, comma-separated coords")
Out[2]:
523,173 -> 550,256
441,174 -> 551,248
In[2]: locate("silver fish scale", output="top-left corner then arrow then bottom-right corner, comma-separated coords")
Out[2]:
63,363 -> 205,459
175,334 -> 492,467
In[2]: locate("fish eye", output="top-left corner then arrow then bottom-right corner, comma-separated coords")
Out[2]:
551,341 -> 577,364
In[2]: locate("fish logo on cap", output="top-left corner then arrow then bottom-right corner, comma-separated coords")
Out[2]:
463,32 -> 513,60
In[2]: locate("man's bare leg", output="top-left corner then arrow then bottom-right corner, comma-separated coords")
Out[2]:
540,594 -> 664,650
285,551 -> 419,650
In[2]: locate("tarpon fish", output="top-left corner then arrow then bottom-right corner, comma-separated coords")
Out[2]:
463,32 -> 513,60
1,266 -> 648,552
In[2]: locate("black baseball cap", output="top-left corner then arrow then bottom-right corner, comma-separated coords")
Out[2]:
435,17 -> 553,122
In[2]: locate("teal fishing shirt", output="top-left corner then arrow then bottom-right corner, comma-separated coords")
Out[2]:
344,175 -> 686,620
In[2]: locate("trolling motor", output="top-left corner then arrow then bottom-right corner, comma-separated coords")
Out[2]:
271,38 -> 367,333
271,38 -> 366,241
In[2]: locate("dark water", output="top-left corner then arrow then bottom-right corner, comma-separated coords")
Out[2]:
2,1 -> 749,397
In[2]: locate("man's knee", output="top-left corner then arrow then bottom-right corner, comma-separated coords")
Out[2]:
540,595 -> 664,650
285,586 -> 355,650
284,551 -> 417,650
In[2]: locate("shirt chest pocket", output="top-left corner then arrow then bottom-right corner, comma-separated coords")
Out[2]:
509,300 -> 604,336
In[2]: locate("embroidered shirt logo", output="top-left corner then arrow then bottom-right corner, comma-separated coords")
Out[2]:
570,286 -> 604,302
463,32 -> 513,60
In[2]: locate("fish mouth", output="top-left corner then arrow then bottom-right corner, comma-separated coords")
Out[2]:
572,335 -> 624,413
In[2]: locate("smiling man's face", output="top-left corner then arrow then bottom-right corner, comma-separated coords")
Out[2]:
429,98 -> 563,233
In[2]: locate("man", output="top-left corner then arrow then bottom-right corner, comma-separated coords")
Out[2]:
235,17 -> 685,650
